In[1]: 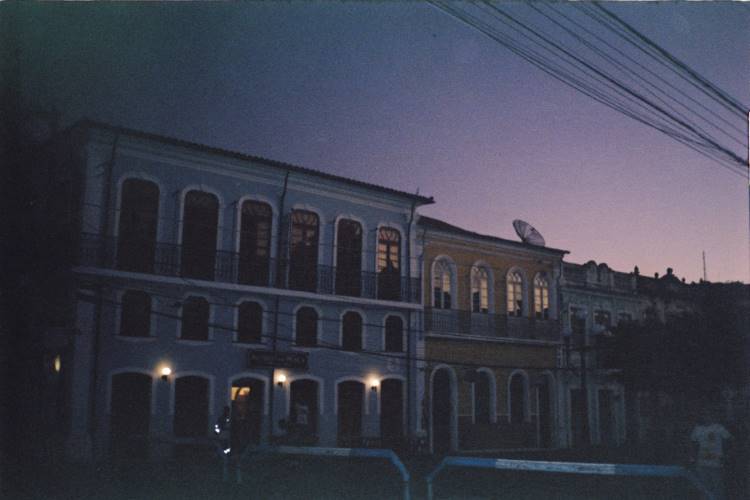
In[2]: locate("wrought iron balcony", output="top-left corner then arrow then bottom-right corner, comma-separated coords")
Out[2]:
425,307 -> 560,341
78,233 -> 421,303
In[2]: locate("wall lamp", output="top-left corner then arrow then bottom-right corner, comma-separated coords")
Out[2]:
277,374 -> 286,387
160,366 -> 172,382
369,378 -> 380,392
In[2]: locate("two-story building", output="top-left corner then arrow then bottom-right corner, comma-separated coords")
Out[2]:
36,121 -> 434,460
417,216 -> 568,452
559,261 -> 644,449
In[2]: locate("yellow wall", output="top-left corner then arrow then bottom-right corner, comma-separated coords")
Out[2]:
422,234 -> 558,316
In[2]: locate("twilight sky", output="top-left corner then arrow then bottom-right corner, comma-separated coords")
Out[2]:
12,2 -> 750,283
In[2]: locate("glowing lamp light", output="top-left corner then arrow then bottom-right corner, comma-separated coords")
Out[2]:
53,355 -> 62,373
160,366 -> 172,381
369,377 -> 380,392
277,374 -> 286,387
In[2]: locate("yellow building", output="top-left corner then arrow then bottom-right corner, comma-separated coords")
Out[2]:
417,216 -> 568,452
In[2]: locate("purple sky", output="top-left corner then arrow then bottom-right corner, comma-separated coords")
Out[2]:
15,2 -> 750,283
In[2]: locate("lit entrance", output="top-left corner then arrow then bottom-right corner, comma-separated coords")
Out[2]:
231,378 -> 265,451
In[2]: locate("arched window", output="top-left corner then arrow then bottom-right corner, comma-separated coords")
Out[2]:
507,271 -> 524,317
509,372 -> 527,424
181,190 -> 219,280
433,259 -> 452,309
237,301 -> 263,344
471,266 -> 490,313
239,200 -> 272,286
377,227 -> 401,300
342,311 -> 363,351
384,316 -> 404,352
117,178 -> 159,273
120,290 -> 151,337
295,307 -> 318,347
534,274 -> 550,320
181,296 -> 209,341
289,210 -> 319,292
174,375 -> 209,437
335,219 -> 363,296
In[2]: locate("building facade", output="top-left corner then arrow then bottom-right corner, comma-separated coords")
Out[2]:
559,261 -> 644,449
38,121 -> 434,459
418,216 -> 568,452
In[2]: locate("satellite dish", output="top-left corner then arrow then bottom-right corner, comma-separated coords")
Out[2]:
513,219 -> 546,247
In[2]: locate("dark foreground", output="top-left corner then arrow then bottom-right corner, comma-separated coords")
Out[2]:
2,450 -> 711,500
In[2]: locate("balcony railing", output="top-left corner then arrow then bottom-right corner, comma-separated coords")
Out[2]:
79,233 -> 421,303
424,307 -> 560,341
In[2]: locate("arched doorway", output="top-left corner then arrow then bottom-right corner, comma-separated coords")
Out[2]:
538,376 -> 553,447
231,378 -> 265,451
509,373 -> 526,425
110,372 -> 152,458
337,381 -> 364,446
475,371 -> 491,424
380,379 -> 404,448
289,379 -> 319,443
431,367 -> 456,453
174,376 -> 209,438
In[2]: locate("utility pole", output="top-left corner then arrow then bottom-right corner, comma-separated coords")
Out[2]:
702,251 -> 707,282
268,172 -> 290,444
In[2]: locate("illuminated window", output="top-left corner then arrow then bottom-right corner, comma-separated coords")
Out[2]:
506,271 -> 524,317
534,274 -> 550,320
239,201 -> 272,286
433,259 -> 452,309
377,227 -> 401,300
289,210 -> 319,292
295,307 -> 318,347
384,316 -> 403,352
342,311 -> 363,351
237,301 -> 263,344
336,219 -> 363,296
117,178 -> 159,273
471,266 -> 490,313
181,190 -> 219,280
120,290 -> 151,337
181,296 -> 209,341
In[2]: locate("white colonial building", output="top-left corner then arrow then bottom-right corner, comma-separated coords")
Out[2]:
38,120 -> 433,460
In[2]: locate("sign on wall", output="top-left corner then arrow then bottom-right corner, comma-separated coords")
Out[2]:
247,350 -> 308,370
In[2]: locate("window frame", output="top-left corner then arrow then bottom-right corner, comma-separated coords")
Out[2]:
533,273 -> 550,320
506,269 -> 525,317
236,300 -> 264,344
179,295 -> 212,343
471,265 -> 490,314
294,305 -> 320,348
341,310 -> 364,352
118,290 -> 153,339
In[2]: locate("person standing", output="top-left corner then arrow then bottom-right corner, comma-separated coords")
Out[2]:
691,409 -> 732,500
214,405 -> 231,455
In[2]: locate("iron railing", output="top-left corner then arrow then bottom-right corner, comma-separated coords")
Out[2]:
424,307 -> 560,341
79,233 -> 421,303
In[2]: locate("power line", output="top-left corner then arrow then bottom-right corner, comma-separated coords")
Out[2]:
591,3 -> 748,117
428,1 -> 748,177
79,288 -> 572,374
